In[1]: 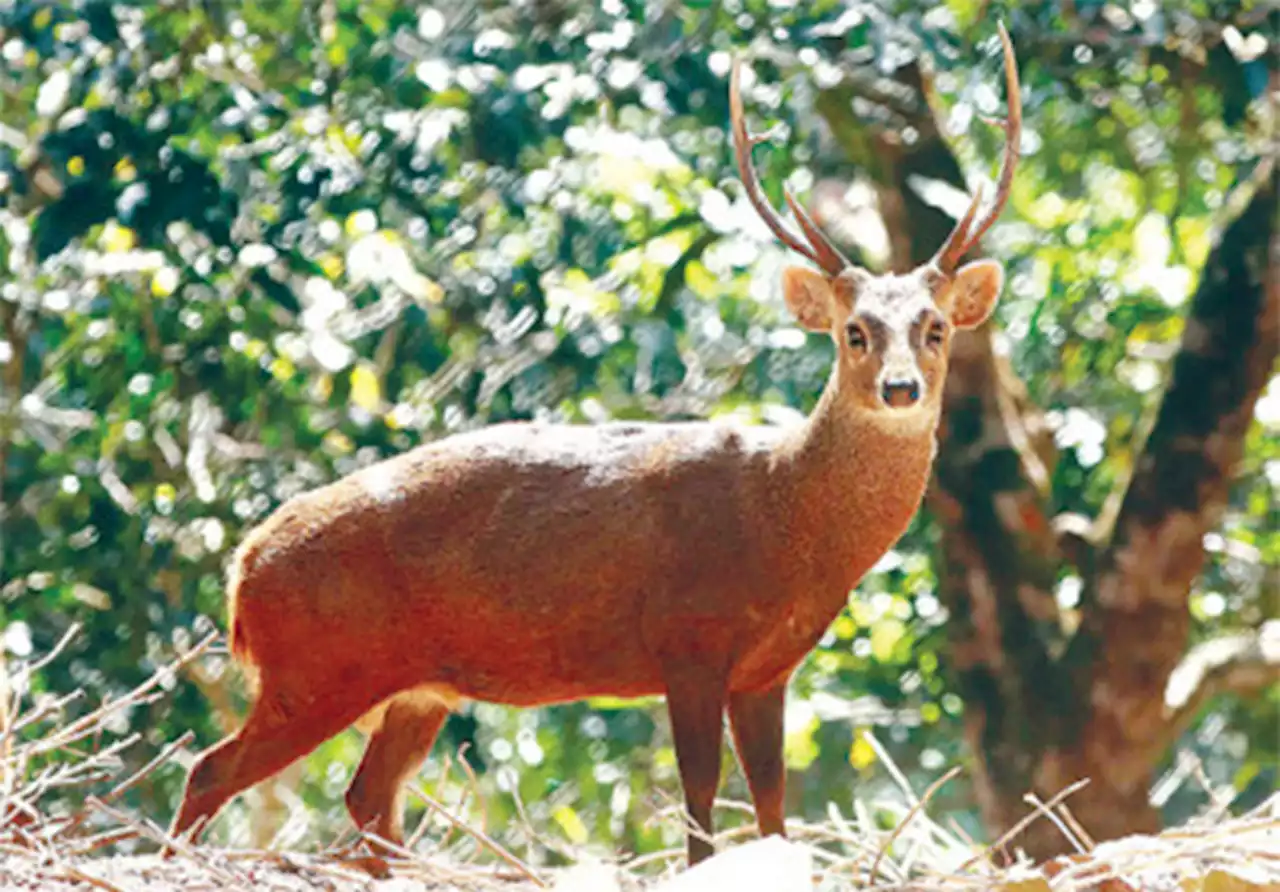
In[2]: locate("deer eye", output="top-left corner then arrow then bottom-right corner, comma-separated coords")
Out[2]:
846,322 -> 869,351
926,320 -> 947,348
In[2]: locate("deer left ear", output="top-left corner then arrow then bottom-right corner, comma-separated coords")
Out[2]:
942,259 -> 1004,330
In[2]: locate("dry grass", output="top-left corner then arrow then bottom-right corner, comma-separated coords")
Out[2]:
0,630 -> 1275,892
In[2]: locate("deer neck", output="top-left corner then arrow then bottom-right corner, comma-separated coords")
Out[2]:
771,371 -> 939,601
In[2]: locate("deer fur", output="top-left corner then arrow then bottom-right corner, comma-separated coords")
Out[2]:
172,27 -> 1021,867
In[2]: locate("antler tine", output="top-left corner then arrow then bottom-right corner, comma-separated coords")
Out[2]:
933,185 -> 983,274
730,58 -> 846,275
784,188 -> 853,274
933,21 -> 1023,274
957,21 -> 1022,256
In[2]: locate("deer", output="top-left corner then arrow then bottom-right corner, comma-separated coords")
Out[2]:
171,25 -> 1021,866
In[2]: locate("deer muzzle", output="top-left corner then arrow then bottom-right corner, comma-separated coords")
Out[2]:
880,378 -> 922,408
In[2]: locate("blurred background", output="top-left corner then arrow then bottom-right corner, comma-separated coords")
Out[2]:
0,0 -> 1275,867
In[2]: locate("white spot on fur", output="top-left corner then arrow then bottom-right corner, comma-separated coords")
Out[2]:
863,402 -> 937,436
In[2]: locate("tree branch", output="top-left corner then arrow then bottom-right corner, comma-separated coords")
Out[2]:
1093,160 -> 1278,608
1063,160 -> 1279,792
1162,620 -> 1280,743
0,301 -> 29,583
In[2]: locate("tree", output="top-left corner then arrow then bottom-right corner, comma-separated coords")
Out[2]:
810,3 -> 1278,856
932,163 -> 1276,855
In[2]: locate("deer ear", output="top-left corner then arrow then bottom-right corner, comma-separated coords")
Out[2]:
782,267 -> 835,332
944,259 -> 1004,329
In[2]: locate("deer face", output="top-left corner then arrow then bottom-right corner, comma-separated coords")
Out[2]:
780,261 -> 1004,416
729,23 -> 1020,421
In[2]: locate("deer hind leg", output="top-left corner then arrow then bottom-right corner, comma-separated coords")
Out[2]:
728,684 -> 787,840
345,691 -> 451,851
664,671 -> 729,866
171,677 -> 380,842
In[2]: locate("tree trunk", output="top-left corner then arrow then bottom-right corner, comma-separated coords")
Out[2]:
818,55 -> 1279,858
1040,163 -> 1279,853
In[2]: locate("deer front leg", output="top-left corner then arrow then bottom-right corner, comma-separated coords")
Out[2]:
664,671 -> 729,866
728,684 -> 787,839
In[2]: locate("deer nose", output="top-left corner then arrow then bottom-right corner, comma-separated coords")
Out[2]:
881,378 -> 921,408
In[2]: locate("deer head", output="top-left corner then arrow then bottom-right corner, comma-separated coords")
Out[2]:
730,24 -> 1021,424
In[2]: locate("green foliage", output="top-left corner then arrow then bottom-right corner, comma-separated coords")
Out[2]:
0,0 -> 1273,858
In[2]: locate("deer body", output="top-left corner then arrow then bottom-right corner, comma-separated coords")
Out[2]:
227,399 -> 933,709
173,26 -> 1021,866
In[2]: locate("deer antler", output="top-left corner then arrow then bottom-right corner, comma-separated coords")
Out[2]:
730,58 -> 851,276
933,21 -> 1022,275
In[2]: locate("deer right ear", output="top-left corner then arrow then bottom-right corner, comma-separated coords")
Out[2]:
782,267 -> 835,332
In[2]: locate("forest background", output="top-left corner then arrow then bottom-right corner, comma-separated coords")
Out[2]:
0,0 -> 1276,865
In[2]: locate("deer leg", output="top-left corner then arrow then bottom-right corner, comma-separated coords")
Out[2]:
171,683 -> 376,841
664,673 -> 728,866
345,695 -> 449,851
728,684 -> 787,839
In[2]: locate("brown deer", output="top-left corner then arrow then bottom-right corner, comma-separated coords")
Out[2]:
171,26 -> 1021,865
